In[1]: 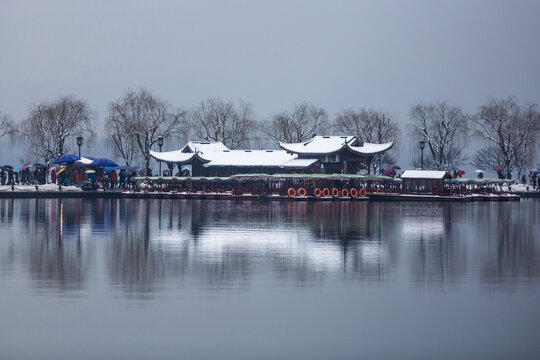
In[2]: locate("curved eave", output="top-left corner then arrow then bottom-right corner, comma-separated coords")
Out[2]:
149,150 -> 210,164
179,154 -> 211,164
280,159 -> 319,168
203,164 -> 298,168
346,142 -> 394,156
279,143 -> 347,156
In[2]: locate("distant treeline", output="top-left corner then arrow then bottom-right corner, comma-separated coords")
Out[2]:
0,89 -> 538,176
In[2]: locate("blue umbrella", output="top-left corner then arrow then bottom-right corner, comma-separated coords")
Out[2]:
52,154 -> 80,164
90,158 -> 118,167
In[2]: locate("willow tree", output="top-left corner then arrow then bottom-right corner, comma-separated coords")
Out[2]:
107,88 -> 187,170
334,108 -> 400,171
0,112 -> 15,139
262,102 -> 328,144
190,97 -> 255,149
408,101 -> 469,170
472,96 -> 540,177
20,96 -> 95,164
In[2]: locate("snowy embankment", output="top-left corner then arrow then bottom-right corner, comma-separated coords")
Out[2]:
502,183 -> 538,192
0,184 -> 82,192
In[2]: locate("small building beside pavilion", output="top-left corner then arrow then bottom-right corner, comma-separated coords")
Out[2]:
400,170 -> 453,195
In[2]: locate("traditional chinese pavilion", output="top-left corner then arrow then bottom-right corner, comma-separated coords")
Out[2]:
150,136 -> 393,176
279,136 -> 393,174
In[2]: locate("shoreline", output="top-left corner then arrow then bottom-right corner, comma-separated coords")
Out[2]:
0,189 -> 536,200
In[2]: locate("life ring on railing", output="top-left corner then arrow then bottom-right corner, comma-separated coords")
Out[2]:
332,188 -> 340,197
376,188 -> 384,193
359,188 -> 367,197
288,188 -> 296,197
323,188 -> 330,197
350,188 -> 358,198
297,188 -> 307,197
314,188 -> 322,197
341,188 -> 349,197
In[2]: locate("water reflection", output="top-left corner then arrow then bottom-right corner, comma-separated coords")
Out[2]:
0,199 -> 538,297
0,199 -> 92,293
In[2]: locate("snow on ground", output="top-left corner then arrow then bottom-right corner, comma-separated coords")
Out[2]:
0,184 -> 82,192
502,183 -> 538,192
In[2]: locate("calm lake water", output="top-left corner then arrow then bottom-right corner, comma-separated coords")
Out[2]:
0,198 -> 539,359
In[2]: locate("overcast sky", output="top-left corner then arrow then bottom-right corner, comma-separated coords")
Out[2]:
1,0 -> 540,163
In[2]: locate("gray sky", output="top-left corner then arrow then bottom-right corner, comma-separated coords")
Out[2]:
1,0 -> 540,164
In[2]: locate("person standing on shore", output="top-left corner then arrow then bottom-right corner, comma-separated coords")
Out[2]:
7,168 -> 14,185
111,170 -> 117,189
119,170 -> 125,188
51,168 -> 56,184
0,169 -> 5,185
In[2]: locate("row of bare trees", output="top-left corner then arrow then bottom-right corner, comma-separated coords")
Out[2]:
104,88 -> 401,171
0,90 -> 400,172
408,97 -> 540,177
1,90 -> 538,177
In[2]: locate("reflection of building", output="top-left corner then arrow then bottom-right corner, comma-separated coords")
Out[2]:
150,136 -> 393,176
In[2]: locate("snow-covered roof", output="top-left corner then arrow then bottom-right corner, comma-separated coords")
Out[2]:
183,141 -> 229,155
280,136 -> 356,155
401,170 -> 452,179
281,158 -> 319,168
76,157 -> 94,165
280,136 -> 393,155
203,150 -> 310,168
149,150 -> 209,164
150,141 -> 317,169
348,142 -> 394,155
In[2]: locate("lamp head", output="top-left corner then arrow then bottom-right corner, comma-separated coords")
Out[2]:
419,140 -> 425,150
77,136 -> 83,146
157,136 -> 164,147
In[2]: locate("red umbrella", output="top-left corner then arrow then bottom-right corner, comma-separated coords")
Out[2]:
457,170 -> 465,175
382,168 -> 393,176
495,168 -> 504,171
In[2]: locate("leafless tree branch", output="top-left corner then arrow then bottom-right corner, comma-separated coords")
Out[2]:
408,101 -> 469,170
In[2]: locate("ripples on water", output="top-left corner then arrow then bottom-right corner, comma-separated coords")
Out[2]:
0,199 -> 539,359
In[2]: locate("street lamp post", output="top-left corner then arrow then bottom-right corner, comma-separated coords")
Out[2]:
157,136 -> 164,176
419,140 -> 425,170
77,136 -> 83,157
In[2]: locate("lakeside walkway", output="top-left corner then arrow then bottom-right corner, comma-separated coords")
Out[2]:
1,185 -> 538,200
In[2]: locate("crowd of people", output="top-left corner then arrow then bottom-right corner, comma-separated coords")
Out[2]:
0,165 -> 141,190
50,167 -> 140,190
527,171 -> 540,190
0,166 -> 48,185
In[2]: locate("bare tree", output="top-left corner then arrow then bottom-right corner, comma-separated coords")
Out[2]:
20,96 -> 95,164
472,145 -> 505,172
190,97 -> 255,149
262,102 -> 328,144
408,101 -> 469,170
334,108 -> 400,171
107,88 -> 188,170
0,112 -> 16,139
472,96 -> 540,177
106,110 -> 139,166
